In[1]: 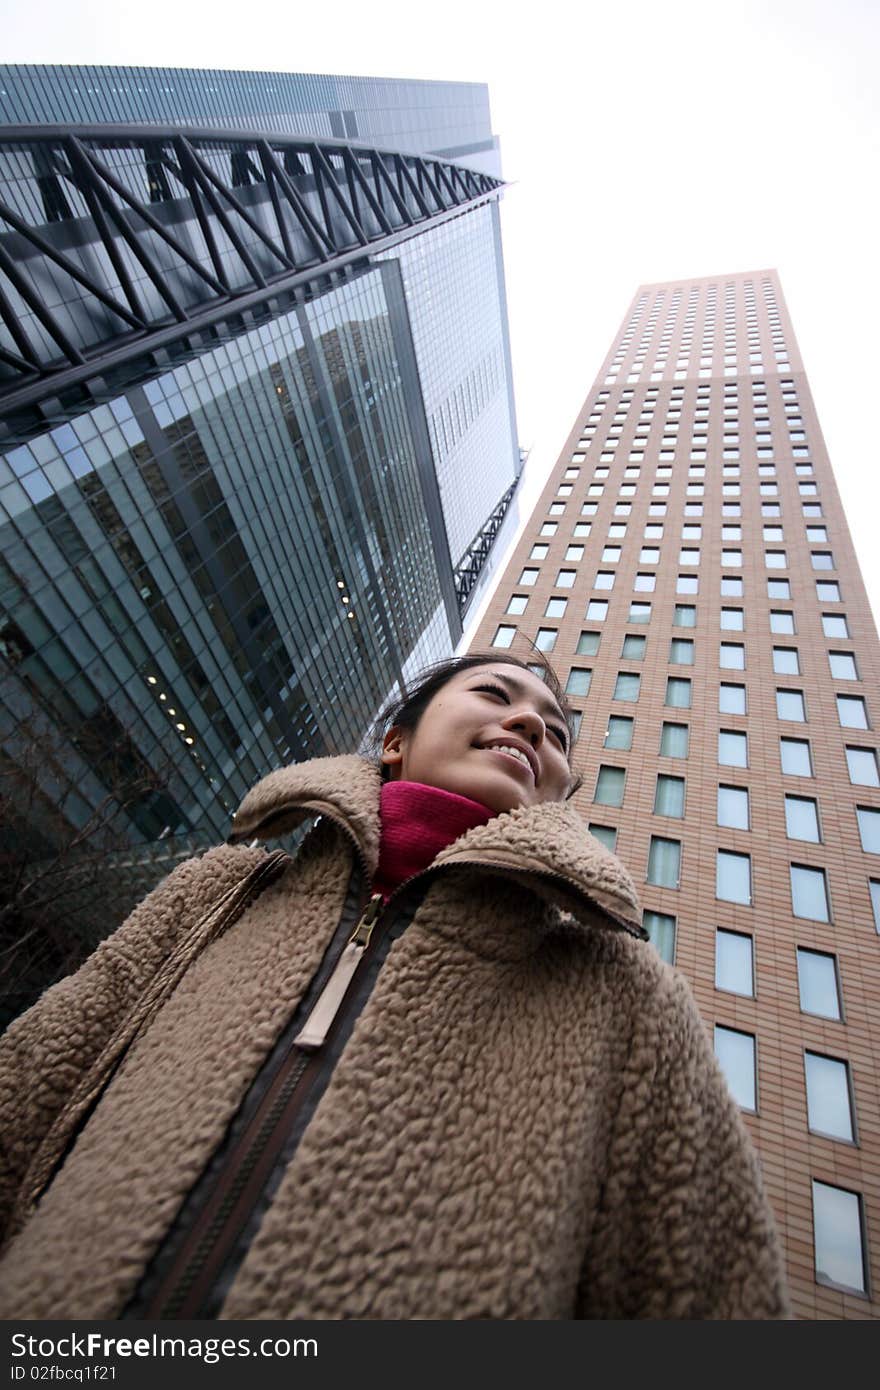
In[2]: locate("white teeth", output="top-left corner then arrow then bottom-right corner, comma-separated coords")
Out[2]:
488,744 -> 532,771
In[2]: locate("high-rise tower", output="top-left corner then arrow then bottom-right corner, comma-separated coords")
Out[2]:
0,67 -> 521,1019
470,270 -> 879,1319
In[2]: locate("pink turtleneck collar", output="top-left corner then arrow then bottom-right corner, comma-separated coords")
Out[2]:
373,780 -> 495,901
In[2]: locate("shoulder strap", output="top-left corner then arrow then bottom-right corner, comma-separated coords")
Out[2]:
10,849 -> 289,1236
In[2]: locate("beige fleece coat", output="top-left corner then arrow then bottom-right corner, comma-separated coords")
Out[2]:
0,756 -> 789,1319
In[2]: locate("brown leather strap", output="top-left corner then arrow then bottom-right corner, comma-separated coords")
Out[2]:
10,849 -> 289,1235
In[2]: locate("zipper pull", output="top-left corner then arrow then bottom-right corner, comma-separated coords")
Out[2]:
293,894 -> 384,1051
349,893 -> 382,948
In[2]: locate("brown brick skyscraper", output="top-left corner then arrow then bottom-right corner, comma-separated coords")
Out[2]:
469,270 -> 879,1319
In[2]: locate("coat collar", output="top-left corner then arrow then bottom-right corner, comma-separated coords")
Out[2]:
229,754 -> 644,941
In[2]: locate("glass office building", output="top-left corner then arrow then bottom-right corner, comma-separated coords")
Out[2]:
0,69 -> 522,999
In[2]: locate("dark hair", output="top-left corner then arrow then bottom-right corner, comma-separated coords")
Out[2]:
367,651 -> 583,797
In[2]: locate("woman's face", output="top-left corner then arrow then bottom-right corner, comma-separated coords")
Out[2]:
381,663 -> 573,813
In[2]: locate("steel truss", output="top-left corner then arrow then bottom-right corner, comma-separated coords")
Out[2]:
0,124 -> 503,423
453,479 -> 519,612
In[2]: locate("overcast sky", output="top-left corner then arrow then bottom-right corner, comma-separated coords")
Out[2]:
5,0 -> 880,624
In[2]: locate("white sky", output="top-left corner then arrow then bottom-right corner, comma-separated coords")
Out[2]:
5,0 -> 880,625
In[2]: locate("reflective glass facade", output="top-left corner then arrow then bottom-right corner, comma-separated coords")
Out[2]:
0,66 -> 500,176
1,264 -> 452,847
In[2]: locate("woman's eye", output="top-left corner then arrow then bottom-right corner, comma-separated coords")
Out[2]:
474,683 -> 510,702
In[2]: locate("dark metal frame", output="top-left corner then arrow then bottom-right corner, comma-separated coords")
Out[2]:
0,124 -> 503,421
454,478 -> 519,612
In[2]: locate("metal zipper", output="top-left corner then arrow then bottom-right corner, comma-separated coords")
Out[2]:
140,884 -> 397,1319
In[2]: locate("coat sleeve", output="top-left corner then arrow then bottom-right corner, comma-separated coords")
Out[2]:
0,844 -> 264,1244
577,963 -> 791,1319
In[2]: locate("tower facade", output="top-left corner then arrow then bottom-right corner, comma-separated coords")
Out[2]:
469,270 -> 879,1318
0,68 -> 521,1019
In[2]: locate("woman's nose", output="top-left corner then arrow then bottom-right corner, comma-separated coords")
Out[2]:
501,707 -> 546,746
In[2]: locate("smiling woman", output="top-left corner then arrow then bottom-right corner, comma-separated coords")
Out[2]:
0,652 -> 789,1321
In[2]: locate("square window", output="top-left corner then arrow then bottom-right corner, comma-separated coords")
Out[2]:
644,524 -> 663,540
857,806 -> 880,852
777,689 -> 806,722
622,634 -> 646,659
582,503 -> 598,517
811,551 -> 834,570
719,730 -> 748,767
555,570 -> 576,589
720,608 -> 744,631
519,568 -> 539,586
492,623 -> 517,649
762,503 -> 781,518
589,823 -> 618,852
565,667 -> 592,697
643,911 -> 676,965
673,604 -> 696,627
722,525 -> 742,541
639,547 -> 660,564
573,523 -> 592,538
628,601 -> 652,623
577,630 -> 601,654
529,544 -> 549,560
604,715 -> 633,750
633,572 -> 656,592
614,672 -> 641,702
594,571 -> 615,591
720,643 -> 745,670
805,1054 -> 854,1142
790,863 -> 830,921
541,522 -> 558,537
654,774 -> 685,818
717,849 -> 752,905
722,550 -> 743,567
676,574 -> 698,594
660,722 -> 689,758
822,613 -> 849,638
535,628 -> 557,652
718,784 -> 750,830
545,597 -> 567,618
763,526 -> 783,542
716,929 -> 754,996
549,502 -> 567,515
773,647 -> 800,675
647,836 -> 681,888
714,1026 -> 756,1110
837,695 -> 869,729
780,737 -> 813,777
601,546 -> 621,563
829,651 -> 858,680
721,577 -> 744,598
586,600 -> 608,621
765,550 -> 787,569
807,526 -> 828,543
846,746 -> 879,787
812,1182 -> 867,1294
669,639 -> 694,665
769,611 -> 795,634
768,579 -> 791,599
816,581 -> 841,602
665,677 -> 692,709
595,765 -> 626,807
506,595 -> 528,616
564,545 -> 584,562
719,683 -> 747,715
785,795 -> 821,842
797,948 -> 842,1020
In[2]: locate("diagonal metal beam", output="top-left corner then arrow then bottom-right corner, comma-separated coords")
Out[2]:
369,151 -> 414,226
257,143 -> 296,263
74,142 -> 226,295
175,137 -> 291,274
309,143 -> 369,246
174,138 -> 267,288
64,138 -> 148,326
0,239 -> 85,364
258,141 -> 333,260
341,148 -> 392,235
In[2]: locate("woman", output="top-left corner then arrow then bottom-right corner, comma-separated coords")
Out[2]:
0,653 -> 790,1319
